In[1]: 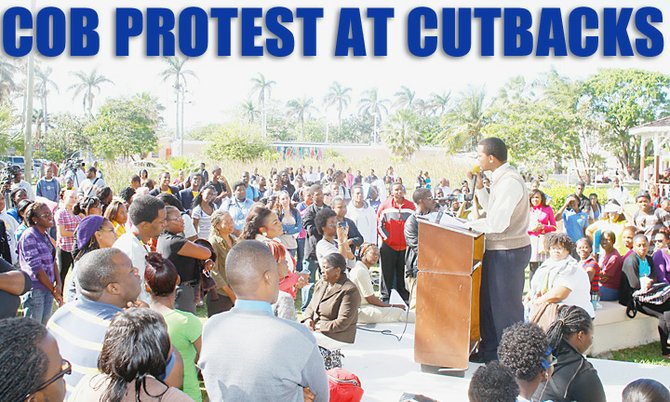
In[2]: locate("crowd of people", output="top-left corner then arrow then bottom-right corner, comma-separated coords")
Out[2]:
0,143 -> 669,401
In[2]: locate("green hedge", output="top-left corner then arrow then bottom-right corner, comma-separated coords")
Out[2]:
542,183 -> 608,213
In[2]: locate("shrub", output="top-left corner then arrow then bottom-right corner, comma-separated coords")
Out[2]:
542,181 -> 607,212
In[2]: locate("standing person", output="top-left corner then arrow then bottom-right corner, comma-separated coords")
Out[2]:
207,210 -> 237,317
199,240 -> 329,402
145,252 -> 203,402
241,171 -> 260,202
19,202 -> 62,323
0,191 -> 19,264
178,173 -> 202,211
377,181 -> 415,304
219,181 -> 255,235
331,196 -> 364,256
11,168 -> 36,201
277,191 -> 302,258
208,166 -> 232,206
346,185 -> 378,245
198,161 -> 209,183
606,176 -> 629,207
36,166 -> 61,202
55,190 -> 81,286
149,171 -> 180,196
404,187 -> 436,310
467,137 -> 531,363
7,187 -> 28,223
113,195 -> 166,303
157,206 -> 213,313
633,192 -> 666,241
557,195 -> 590,244
77,167 -> 105,198
192,185 -> 217,240
65,216 -> 118,302
302,184 -> 330,310
589,193 -> 602,221
103,199 -> 128,237
528,189 -> 557,281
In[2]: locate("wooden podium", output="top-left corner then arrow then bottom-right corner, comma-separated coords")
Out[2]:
414,219 -> 484,373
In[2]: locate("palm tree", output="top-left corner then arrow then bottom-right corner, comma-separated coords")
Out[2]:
359,88 -> 390,144
0,57 -> 18,104
160,57 -> 196,155
250,73 -> 276,137
394,86 -> 416,111
383,109 -> 421,159
287,97 -> 316,141
241,100 -> 260,124
68,69 -> 114,115
34,64 -> 58,136
443,86 -> 488,150
428,91 -> 451,116
323,81 -> 351,140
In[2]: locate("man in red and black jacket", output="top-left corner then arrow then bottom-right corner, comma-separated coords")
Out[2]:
377,181 -> 415,303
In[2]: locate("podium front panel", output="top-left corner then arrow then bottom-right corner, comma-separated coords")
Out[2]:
418,220 -> 480,275
415,271 -> 472,369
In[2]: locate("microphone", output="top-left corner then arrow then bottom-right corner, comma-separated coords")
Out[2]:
465,166 -> 480,201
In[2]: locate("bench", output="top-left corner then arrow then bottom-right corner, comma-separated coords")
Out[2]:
590,301 -> 658,355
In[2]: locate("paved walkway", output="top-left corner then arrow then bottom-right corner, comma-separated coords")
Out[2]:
344,323 -> 670,401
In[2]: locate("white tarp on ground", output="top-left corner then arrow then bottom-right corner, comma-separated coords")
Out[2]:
344,323 -> 670,402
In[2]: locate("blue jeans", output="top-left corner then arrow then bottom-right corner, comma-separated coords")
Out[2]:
296,238 -> 305,272
23,288 -> 54,324
599,286 -> 620,301
300,258 -> 319,311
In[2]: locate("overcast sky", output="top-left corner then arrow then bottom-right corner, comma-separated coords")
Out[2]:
4,0 -> 669,134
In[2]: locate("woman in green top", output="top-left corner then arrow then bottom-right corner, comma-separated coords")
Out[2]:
145,252 -> 203,402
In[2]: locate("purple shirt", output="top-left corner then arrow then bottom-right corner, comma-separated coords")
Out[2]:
652,248 -> 670,284
18,227 -> 56,291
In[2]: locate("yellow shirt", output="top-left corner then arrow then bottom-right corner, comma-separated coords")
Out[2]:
113,221 -> 127,237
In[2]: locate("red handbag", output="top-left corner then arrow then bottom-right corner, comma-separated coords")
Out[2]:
327,368 -> 364,402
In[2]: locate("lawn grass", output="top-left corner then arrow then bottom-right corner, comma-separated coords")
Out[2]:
608,342 -> 670,366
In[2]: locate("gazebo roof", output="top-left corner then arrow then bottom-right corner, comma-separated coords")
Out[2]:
630,116 -> 670,138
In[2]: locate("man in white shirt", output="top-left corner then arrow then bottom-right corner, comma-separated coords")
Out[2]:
77,167 -> 106,198
346,185 -> 377,244
10,169 -> 35,201
606,176 -> 629,206
467,137 -> 531,363
113,195 -> 166,302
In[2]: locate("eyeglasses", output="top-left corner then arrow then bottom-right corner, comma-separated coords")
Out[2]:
654,239 -> 665,243
37,212 -> 53,218
25,359 -> 71,398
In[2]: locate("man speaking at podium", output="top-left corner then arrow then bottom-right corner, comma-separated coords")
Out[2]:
467,137 -> 530,363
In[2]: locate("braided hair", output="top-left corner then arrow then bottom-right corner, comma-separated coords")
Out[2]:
0,317 -> 49,402
545,305 -> 593,351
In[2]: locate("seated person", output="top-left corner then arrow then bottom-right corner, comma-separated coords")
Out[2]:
622,378 -> 670,402
0,317 -> 69,402
350,243 -> 415,323
498,322 -> 553,402
598,230 -> 623,301
535,305 -> 606,402
468,361 -> 518,402
526,233 -> 595,319
71,308 -> 191,401
619,234 -> 670,358
302,253 -> 361,349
